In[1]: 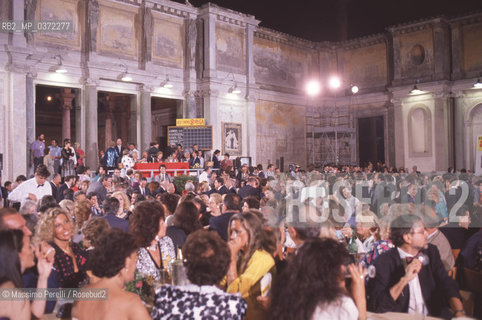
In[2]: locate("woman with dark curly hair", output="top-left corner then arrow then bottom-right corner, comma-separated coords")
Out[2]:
166,201 -> 202,249
225,211 -> 276,320
72,228 -> 150,320
34,207 -> 88,288
151,229 -> 247,319
269,238 -> 367,320
129,200 -> 176,282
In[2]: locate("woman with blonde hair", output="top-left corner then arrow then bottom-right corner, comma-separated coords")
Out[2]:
354,210 -> 380,252
59,199 -> 75,218
197,180 -> 210,194
112,191 -> 131,219
226,211 -> 275,320
208,193 -> 223,217
34,207 -> 88,288
73,199 -> 92,243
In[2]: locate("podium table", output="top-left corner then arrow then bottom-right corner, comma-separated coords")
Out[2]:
133,162 -> 190,178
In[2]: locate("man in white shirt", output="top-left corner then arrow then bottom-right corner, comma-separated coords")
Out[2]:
198,166 -> 212,184
8,164 -> 52,206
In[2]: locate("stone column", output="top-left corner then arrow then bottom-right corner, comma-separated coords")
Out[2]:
84,83 -> 98,169
26,73 -> 35,174
11,0 -> 26,46
451,23 -> 463,80
386,101 -> 396,167
245,22 -> 258,164
432,92 -> 451,170
140,89 -> 152,152
104,96 -> 114,148
200,7 -> 216,79
452,91 -> 465,170
75,89 -> 85,148
60,88 -> 75,141
391,97 -> 404,168
121,104 -> 131,146
203,89 -> 220,150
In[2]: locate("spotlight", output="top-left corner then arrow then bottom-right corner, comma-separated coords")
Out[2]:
160,75 -> 173,88
409,84 -> 422,94
46,96 -> 52,102
121,73 -> 132,82
228,83 -> 241,94
329,76 -> 341,89
474,78 -> 482,89
306,80 -> 321,97
53,55 -> 67,73
351,85 -> 359,94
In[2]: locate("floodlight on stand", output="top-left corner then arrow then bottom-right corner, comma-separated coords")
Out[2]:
160,75 -> 173,88
474,78 -> 482,89
351,85 -> 359,94
53,55 -> 67,73
228,83 -> 241,94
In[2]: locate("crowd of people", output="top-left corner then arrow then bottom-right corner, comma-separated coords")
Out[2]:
0,134 -> 481,320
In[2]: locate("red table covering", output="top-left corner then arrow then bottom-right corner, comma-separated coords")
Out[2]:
133,162 -> 190,177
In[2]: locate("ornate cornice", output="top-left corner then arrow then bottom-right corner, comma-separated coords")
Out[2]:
110,0 -> 142,7
254,27 -> 318,50
447,11 -> 482,26
337,33 -> 387,51
148,0 -> 197,18
387,16 -> 444,35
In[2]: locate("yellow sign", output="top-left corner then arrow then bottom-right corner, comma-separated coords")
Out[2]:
479,136 -> 482,151
176,118 -> 205,126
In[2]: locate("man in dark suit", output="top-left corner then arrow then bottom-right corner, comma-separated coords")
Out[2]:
209,193 -> 242,241
115,138 -> 126,164
134,178 -> 150,197
86,175 -> 112,204
367,214 -> 464,318
237,177 -> 260,199
57,175 -> 75,202
102,197 -> 129,232
211,177 -> 228,195
49,173 -> 61,203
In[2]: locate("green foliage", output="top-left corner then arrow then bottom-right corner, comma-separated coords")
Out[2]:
173,174 -> 198,194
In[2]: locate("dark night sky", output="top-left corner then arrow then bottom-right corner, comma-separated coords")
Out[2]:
174,0 -> 482,41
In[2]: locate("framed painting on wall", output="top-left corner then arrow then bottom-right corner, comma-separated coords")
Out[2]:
222,122 -> 242,156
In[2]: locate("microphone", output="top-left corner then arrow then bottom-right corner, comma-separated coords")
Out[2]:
417,253 -> 429,266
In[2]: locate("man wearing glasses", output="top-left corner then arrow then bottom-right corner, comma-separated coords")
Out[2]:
367,213 -> 465,318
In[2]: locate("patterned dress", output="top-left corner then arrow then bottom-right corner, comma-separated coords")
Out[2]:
360,239 -> 394,268
136,236 -> 176,282
51,242 -> 88,288
151,284 -> 247,320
